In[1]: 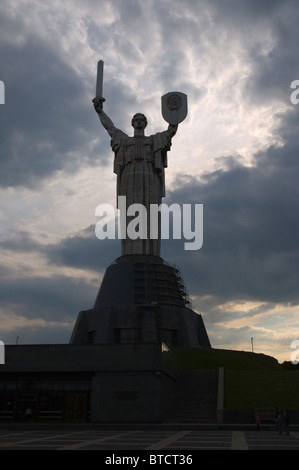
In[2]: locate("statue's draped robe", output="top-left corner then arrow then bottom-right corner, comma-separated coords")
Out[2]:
110,128 -> 173,256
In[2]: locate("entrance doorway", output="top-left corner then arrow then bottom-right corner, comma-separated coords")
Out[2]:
65,392 -> 88,422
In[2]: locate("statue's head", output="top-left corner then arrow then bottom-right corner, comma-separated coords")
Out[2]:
131,113 -> 147,130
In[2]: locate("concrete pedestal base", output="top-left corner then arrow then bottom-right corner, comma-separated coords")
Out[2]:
70,255 -> 211,349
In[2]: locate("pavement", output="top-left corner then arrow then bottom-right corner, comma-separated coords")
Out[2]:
0,424 -> 298,451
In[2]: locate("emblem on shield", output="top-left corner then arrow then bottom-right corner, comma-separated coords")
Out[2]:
161,91 -> 188,125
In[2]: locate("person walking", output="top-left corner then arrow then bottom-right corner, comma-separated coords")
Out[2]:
25,407 -> 32,422
275,409 -> 283,435
255,415 -> 261,431
282,410 -> 290,435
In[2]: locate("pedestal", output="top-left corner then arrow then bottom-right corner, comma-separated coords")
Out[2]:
70,255 -> 211,349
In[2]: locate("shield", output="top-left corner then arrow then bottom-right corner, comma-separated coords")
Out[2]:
161,91 -> 188,125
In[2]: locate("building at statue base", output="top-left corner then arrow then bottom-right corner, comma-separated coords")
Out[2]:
0,343 -> 163,423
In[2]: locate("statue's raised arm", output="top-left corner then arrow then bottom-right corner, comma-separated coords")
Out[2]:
92,96 -> 115,137
167,123 -> 178,138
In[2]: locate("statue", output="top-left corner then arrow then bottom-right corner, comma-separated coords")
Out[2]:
70,62 -> 211,351
92,61 -> 187,257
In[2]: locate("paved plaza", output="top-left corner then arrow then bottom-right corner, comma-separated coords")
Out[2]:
0,426 -> 298,450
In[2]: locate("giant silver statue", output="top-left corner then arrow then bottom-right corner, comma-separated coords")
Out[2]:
93,61 -> 187,257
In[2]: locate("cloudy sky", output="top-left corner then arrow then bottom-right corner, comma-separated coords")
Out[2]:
1,0 -> 299,363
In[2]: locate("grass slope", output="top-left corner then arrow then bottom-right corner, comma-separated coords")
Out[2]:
163,348 -> 299,410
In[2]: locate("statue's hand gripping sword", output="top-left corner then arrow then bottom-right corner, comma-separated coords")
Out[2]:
93,60 -> 105,112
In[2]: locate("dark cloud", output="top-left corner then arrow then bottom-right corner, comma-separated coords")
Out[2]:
0,272 -> 96,322
210,0 -> 299,106
210,0 -> 286,21
45,225 -> 120,271
0,34 -> 126,188
162,106 -> 299,307
0,227 -> 118,344
0,226 -> 120,272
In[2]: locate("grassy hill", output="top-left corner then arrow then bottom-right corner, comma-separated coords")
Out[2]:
162,347 -> 281,371
224,369 -> 299,409
163,348 -> 299,410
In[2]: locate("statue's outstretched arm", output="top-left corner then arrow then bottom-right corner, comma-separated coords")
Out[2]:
167,123 -> 178,138
92,97 -> 115,137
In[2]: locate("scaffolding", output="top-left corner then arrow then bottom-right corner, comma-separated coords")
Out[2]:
132,260 -> 191,308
